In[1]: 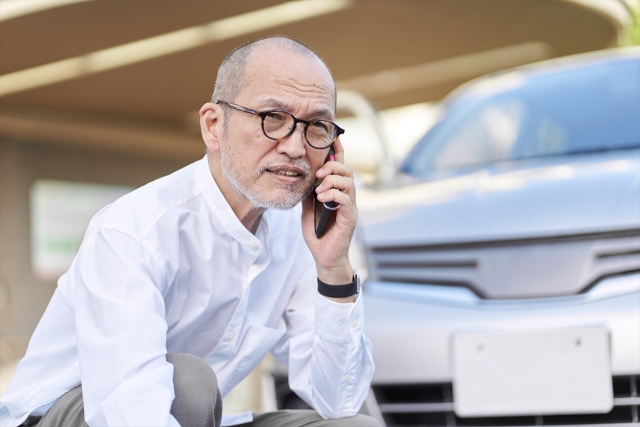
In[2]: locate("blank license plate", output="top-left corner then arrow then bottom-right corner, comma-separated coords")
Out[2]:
452,328 -> 612,417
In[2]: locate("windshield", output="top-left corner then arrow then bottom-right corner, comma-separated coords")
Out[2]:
402,56 -> 640,177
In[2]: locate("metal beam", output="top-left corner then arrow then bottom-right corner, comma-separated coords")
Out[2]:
0,108 -> 204,160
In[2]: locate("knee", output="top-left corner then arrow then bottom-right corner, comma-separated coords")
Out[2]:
167,353 -> 221,426
167,353 -> 219,395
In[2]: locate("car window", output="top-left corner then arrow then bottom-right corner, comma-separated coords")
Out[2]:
433,101 -> 524,171
402,57 -> 640,178
404,99 -> 526,175
515,60 -> 640,158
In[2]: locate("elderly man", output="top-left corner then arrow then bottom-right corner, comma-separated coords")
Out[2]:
0,37 -> 379,427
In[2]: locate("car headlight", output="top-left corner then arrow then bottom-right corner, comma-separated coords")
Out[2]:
586,271 -> 640,300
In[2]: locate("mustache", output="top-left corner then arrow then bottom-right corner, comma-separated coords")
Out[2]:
259,157 -> 311,177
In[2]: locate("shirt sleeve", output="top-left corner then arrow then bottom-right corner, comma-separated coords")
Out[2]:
73,227 -> 179,426
270,253 -> 375,419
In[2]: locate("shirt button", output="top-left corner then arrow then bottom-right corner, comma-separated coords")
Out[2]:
226,332 -> 235,342
344,374 -> 353,382
351,319 -> 359,328
250,243 -> 259,250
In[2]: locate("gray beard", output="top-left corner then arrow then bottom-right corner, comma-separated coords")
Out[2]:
219,137 -> 315,210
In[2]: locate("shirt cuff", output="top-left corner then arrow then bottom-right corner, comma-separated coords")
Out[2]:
314,290 -> 364,344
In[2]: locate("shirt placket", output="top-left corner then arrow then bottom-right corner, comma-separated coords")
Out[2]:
207,237 -> 271,365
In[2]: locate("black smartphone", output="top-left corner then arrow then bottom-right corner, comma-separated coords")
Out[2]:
314,146 -> 337,239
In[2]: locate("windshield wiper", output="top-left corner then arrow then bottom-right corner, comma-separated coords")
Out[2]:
564,144 -> 640,156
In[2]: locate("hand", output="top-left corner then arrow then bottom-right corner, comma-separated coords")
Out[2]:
301,138 -> 357,289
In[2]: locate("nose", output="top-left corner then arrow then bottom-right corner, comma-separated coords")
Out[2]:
275,122 -> 307,159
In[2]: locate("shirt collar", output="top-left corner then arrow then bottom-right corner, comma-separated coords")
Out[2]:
196,156 -> 265,254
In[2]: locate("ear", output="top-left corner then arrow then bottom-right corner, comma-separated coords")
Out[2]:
200,102 -> 224,153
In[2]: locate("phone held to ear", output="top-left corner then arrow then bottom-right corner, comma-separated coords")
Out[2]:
314,146 -> 338,239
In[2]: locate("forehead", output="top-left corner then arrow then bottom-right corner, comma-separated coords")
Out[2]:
238,46 -> 336,116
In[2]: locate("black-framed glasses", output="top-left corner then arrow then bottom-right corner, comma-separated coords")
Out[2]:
215,100 -> 344,149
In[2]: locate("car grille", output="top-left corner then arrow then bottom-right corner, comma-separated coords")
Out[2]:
368,229 -> 640,299
373,375 -> 640,426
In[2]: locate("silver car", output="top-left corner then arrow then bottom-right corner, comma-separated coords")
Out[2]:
358,48 -> 640,426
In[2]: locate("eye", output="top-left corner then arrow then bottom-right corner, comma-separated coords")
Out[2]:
310,121 -> 330,132
264,112 -> 287,123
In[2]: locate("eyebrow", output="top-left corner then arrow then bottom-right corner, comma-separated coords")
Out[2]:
257,97 -> 334,120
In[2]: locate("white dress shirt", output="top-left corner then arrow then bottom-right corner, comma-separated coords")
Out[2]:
0,157 -> 374,427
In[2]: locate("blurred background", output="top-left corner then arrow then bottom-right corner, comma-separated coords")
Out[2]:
1,0 -> 639,425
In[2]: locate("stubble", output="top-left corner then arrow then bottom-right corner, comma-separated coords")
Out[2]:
219,133 -> 315,210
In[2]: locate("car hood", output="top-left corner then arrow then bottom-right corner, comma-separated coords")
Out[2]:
358,149 -> 640,247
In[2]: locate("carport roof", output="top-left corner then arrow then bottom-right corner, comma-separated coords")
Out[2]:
0,0 -> 632,158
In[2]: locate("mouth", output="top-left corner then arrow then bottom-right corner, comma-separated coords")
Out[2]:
265,165 -> 305,178
269,170 -> 301,177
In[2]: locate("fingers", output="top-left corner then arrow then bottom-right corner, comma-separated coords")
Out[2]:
331,138 -> 345,164
301,137 -> 357,272
315,188 -> 357,231
315,140 -> 356,210
316,188 -> 355,212
315,174 -> 355,198
315,175 -> 357,217
317,138 -> 349,179
316,159 -> 352,180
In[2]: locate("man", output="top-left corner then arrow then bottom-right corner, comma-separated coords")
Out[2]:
0,37 -> 379,427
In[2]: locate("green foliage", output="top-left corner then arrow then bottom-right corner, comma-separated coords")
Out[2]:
621,0 -> 640,46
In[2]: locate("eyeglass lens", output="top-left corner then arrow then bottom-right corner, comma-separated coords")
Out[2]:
262,112 -> 336,148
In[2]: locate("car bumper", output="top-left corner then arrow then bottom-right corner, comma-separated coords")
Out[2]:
363,274 -> 640,384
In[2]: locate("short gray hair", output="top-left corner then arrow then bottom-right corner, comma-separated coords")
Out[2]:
211,36 -> 332,105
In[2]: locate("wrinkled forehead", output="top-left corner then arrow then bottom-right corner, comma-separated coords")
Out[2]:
240,46 -> 336,112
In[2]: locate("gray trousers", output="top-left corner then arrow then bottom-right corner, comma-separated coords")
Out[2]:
30,353 -> 381,427
239,411 -> 382,427
33,353 -> 222,427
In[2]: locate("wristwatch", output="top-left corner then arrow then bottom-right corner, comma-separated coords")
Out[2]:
317,272 -> 359,298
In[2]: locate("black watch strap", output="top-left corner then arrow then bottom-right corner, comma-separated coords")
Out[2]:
317,274 -> 359,298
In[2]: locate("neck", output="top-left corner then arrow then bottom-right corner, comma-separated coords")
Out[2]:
207,153 -> 266,235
